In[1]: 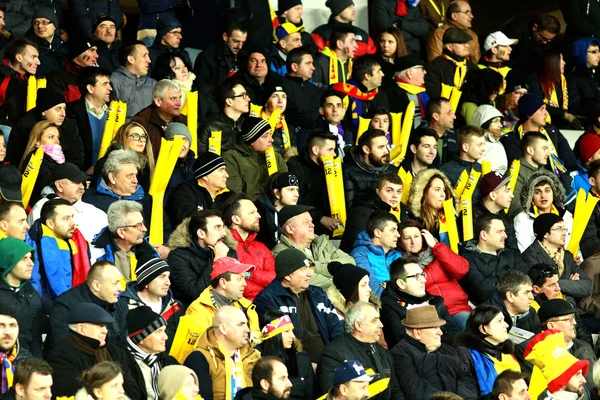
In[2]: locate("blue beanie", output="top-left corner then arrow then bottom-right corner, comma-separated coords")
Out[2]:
157,14 -> 181,40
518,94 -> 545,121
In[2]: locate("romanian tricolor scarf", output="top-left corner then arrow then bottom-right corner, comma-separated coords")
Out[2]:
443,54 -> 467,89
438,212 -> 450,247
546,74 -> 569,111
332,81 -> 378,129
260,315 -> 294,341
470,350 -> 521,395
517,124 -> 567,176
395,78 -> 430,118
0,346 -> 17,394
322,47 -> 352,84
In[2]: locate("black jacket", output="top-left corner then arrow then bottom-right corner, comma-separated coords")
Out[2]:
0,280 -> 44,357
559,0 -> 600,43
501,15 -> 554,73
371,0 -> 429,54
194,42 -> 241,88
380,285 -> 460,348
425,54 -> 478,99
235,388 -> 288,400
6,109 -> 84,168
25,29 -> 68,78
282,74 -> 324,130
96,40 -> 121,73
239,70 -> 284,108
46,283 -> 128,353
472,201 -> 519,251
521,240 -> 592,299
20,152 -> 59,206
67,97 -> 98,170
342,147 -> 399,210
483,290 -> 541,334
254,193 -> 280,250
198,111 -> 244,153
386,82 -> 417,115
47,332 -> 141,399
0,60 -> 29,123
125,350 -> 179,400
67,0 -> 123,40
567,65 -> 600,122
316,333 -> 401,400
312,17 -> 374,58
440,155 -> 482,204
458,240 -> 528,305
391,336 -> 478,400
46,60 -> 83,103
339,191 -> 391,253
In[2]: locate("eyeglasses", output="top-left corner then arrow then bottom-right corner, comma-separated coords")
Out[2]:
400,272 -> 427,281
455,10 -> 473,15
553,315 -> 575,323
550,226 -> 568,232
231,92 -> 249,100
589,50 -> 600,55
119,221 -> 146,231
168,30 -> 183,37
33,20 -> 52,27
127,133 -> 148,142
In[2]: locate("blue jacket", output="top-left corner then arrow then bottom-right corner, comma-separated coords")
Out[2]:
571,161 -> 591,195
349,231 -> 402,298
91,227 -> 158,265
253,279 -> 343,345
82,178 -> 152,223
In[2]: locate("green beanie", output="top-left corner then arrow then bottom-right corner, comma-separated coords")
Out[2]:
0,238 -> 35,279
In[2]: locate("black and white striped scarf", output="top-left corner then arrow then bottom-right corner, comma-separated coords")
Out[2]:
126,337 -> 162,399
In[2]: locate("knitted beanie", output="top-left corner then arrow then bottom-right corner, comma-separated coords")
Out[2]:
579,134 -> 600,163
127,306 -> 167,344
275,248 -> 312,278
37,88 -> 66,113
165,122 -> 193,145
273,173 -> 299,191
135,255 -> 170,290
533,213 -> 563,242
91,14 -> 116,34
518,94 -> 545,121
0,238 -> 35,280
278,0 -> 302,14
157,14 -> 182,40
32,7 -> 58,28
158,366 -> 199,400
241,117 -> 271,145
0,303 -> 18,320
68,36 -> 96,60
325,0 -> 354,16
328,261 -> 368,300
193,152 -> 226,179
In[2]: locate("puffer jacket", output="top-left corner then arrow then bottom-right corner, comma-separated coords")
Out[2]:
198,112 -> 244,153
521,240 -> 592,299
413,242 -> 471,315
342,146 -> 399,210
439,155 -> 482,203
272,234 -> 356,289
458,240 -> 528,305
110,66 -> 157,121
380,284 -> 460,348
119,281 -> 183,352
184,327 -> 261,400
230,229 -> 275,301
223,139 -> 288,201
253,278 -> 343,345
349,231 -> 402,298
0,280 -> 43,357
167,217 -> 237,307
185,285 -> 260,340
316,333 -> 401,400
340,192 -> 393,253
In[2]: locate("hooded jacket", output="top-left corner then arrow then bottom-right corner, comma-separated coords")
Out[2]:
167,217 -> 237,307
272,234 -> 356,289
222,139 -> 288,201
458,240 -> 528,305
184,327 -> 261,400
229,229 -> 275,301
119,281 -> 184,353
110,66 -> 157,121
506,157 -> 547,218
349,231 -> 402,298
342,147 -> 399,211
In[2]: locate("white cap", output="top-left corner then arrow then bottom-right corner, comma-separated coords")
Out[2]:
484,31 -> 518,52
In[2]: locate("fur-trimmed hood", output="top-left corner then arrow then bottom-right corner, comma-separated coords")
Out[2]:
519,169 -> 566,211
326,284 -> 382,316
408,168 -> 457,218
167,217 -> 237,251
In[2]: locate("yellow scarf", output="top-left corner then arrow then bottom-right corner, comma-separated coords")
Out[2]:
322,47 -> 352,84
547,74 -> 569,110
260,109 -> 290,149
395,81 -> 426,94
517,125 -> 566,175
491,353 -> 521,374
443,54 -> 467,89
428,0 -> 445,20
532,203 -> 559,217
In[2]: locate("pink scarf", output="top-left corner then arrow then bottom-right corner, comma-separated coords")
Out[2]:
42,145 -> 65,164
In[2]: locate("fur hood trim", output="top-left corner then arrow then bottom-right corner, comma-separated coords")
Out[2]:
408,168 -> 457,218
519,169 -> 565,210
282,146 -> 299,163
326,284 -> 382,315
167,217 -> 237,251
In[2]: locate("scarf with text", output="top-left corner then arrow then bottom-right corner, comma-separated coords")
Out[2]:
322,47 -> 352,84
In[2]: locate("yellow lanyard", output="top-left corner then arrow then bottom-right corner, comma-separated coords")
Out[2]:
429,0 -> 445,19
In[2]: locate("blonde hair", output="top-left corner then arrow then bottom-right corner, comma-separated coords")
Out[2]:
420,174 -> 452,232
20,120 -> 59,171
112,122 -> 155,180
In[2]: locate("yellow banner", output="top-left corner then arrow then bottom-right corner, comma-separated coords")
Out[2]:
113,101 -> 127,135
249,103 -> 262,117
36,78 -> 46,89
400,168 -> 412,206
461,170 -> 481,242
98,100 -> 118,159
449,88 -> 462,113
481,160 -> 491,175
398,101 -> 415,160
443,199 -> 459,253
454,169 -> 469,198
266,146 -> 278,176
566,189 -> 600,255
170,314 -> 206,364
322,155 -> 346,237
208,131 -> 222,155
356,117 -> 371,145
26,76 -> 37,112
391,112 -> 402,148
186,91 -> 199,155
21,146 -> 44,208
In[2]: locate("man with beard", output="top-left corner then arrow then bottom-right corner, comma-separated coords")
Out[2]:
235,357 -> 293,400
0,238 -> 43,358
223,193 -> 275,301
342,129 -> 398,211
400,127 -> 437,177
317,302 -> 399,400
0,304 -> 33,395
27,163 -> 107,243
29,198 -> 91,301
92,14 -> 120,72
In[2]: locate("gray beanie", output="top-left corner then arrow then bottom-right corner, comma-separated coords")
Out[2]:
165,122 -> 193,145
32,7 -> 59,28
275,248 -> 313,279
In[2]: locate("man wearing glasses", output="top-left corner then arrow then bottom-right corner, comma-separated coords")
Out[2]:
380,256 -> 460,349
426,0 -> 480,63
149,14 -> 183,65
26,7 -> 68,78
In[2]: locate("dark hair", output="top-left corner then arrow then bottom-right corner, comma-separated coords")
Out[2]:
409,127 -> 438,148
376,172 -> 402,189
329,26 -> 355,51
40,198 -> 72,226
81,361 -> 122,400
466,304 -> 504,339
446,1 -> 467,21
351,54 -> 381,82
251,357 -> 284,388
217,76 -> 246,108
588,159 -> 600,180
534,14 -> 561,34
222,192 -> 253,226
151,49 -> 193,81
429,392 -> 464,400
474,213 -> 504,240
0,2 -> 6,13
211,271 -> 233,289
79,67 -> 112,94
0,201 -> 24,222
224,20 -> 249,36
306,129 -> 338,149
376,27 -> 407,59
389,255 -> 420,281
189,209 -> 223,239
461,69 -> 503,106
366,211 -> 398,239
496,270 -> 532,300
286,47 -> 312,71
456,125 -> 485,148
119,40 -> 146,66
320,89 -> 344,108
527,263 -> 558,287
521,131 -> 548,157
14,359 -> 53,390
258,310 -> 299,376
537,51 -> 562,102
492,370 -> 528,400
5,38 -> 38,64
86,260 -> 116,285
399,219 -> 423,232
425,97 -> 450,122
357,129 -> 386,151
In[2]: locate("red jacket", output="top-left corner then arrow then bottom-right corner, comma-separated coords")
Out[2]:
231,229 -> 276,301
422,242 -> 471,315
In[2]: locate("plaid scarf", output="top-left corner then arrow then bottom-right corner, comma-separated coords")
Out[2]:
126,337 -> 162,399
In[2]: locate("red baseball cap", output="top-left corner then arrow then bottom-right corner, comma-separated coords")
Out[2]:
210,257 -> 255,280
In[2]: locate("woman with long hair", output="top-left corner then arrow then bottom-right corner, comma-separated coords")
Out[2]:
408,169 -> 457,245
93,122 -> 155,191
258,310 -> 315,400
455,305 -> 520,397
375,27 -> 408,86
75,361 -> 126,400
19,120 -> 66,204
528,51 -> 581,129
